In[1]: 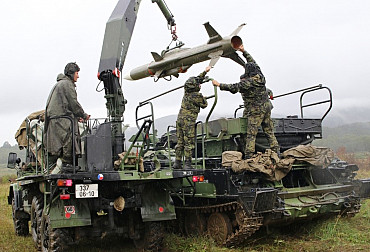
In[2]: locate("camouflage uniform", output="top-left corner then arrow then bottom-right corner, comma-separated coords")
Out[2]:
219,51 -> 279,158
45,72 -> 88,165
175,71 -> 208,167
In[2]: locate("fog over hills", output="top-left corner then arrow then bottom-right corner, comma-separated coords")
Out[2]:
124,106 -> 370,142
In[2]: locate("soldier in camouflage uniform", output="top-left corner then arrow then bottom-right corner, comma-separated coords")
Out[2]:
45,62 -> 90,167
212,45 -> 279,159
173,66 -> 211,169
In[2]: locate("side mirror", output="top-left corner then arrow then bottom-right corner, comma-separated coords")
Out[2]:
7,152 -> 20,169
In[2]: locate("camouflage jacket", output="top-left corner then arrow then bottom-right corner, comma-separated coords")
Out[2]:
178,71 -> 208,121
219,51 -> 268,110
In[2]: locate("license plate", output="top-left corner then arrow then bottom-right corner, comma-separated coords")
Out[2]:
75,184 -> 98,198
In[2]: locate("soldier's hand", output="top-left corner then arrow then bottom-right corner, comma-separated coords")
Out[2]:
79,115 -> 90,123
212,79 -> 220,87
238,44 -> 245,52
205,66 -> 212,72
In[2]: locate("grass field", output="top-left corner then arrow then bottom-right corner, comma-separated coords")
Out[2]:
1,153 -> 369,252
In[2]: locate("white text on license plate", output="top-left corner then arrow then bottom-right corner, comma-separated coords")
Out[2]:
75,184 -> 98,198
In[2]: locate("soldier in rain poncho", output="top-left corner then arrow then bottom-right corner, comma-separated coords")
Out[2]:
44,62 -> 90,167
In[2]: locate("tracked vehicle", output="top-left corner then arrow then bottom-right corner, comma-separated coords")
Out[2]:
151,84 -> 370,246
7,1 -> 203,251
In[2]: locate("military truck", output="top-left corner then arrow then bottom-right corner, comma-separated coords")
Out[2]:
8,114 -> 204,251
7,0 -> 204,251
151,84 -> 370,246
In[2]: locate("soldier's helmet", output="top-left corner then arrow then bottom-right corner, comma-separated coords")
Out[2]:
240,62 -> 260,79
184,77 -> 201,92
64,62 -> 80,80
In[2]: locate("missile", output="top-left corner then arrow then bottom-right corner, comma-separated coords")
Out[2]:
124,22 -> 246,81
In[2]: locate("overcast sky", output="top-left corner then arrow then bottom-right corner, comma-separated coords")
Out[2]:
1,0 -> 370,145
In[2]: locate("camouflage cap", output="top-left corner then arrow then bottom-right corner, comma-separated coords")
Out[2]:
184,76 -> 201,92
64,62 -> 80,80
240,62 -> 261,79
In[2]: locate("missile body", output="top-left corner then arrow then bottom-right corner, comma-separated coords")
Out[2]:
124,22 -> 246,81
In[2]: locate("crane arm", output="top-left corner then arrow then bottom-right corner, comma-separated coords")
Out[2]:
97,0 -> 177,159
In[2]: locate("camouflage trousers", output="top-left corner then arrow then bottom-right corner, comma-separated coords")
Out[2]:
175,116 -> 196,161
244,102 -> 279,158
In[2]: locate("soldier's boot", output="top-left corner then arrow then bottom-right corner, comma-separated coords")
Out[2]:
173,160 -> 182,169
184,159 -> 193,169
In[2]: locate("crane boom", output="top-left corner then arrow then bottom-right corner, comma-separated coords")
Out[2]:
97,0 -> 177,159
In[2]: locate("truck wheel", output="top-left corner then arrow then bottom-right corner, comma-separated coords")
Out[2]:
41,214 -> 73,252
207,212 -> 232,244
31,196 -> 43,250
133,222 -> 164,251
11,198 -> 29,236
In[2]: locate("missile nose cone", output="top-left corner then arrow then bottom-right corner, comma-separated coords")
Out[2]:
124,73 -> 134,81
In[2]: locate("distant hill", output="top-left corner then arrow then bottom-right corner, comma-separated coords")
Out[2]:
314,122 -> 370,152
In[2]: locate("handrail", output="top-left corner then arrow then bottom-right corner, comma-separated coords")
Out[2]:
166,125 -> 176,168
205,86 -> 218,138
233,84 -> 332,121
194,121 -> 206,170
136,79 -> 216,169
24,117 -> 45,175
300,85 -> 332,121
31,122 -> 44,174
45,115 -> 76,173
122,120 -> 153,171
135,101 -> 157,147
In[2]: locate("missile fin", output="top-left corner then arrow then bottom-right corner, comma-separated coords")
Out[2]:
151,52 -> 163,62
209,57 -> 221,68
154,70 -> 164,78
230,23 -> 246,36
224,52 -> 246,67
203,22 -> 222,44
208,50 -> 223,67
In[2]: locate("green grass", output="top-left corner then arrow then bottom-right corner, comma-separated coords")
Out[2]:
0,182 -> 35,252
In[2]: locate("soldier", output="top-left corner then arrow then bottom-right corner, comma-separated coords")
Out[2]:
173,66 -> 211,169
45,62 -> 90,168
212,45 -> 279,159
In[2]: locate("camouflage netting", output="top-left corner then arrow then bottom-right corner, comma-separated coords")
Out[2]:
282,144 -> 335,168
15,110 -> 45,148
222,145 -> 335,181
223,150 -> 294,181
15,110 -> 45,167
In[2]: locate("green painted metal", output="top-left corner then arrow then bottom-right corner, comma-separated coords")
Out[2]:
49,198 -> 91,228
140,183 -> 176,222
117,169 -> 174,180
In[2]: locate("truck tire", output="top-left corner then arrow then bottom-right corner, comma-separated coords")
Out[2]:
133,221 -> 164,251
41,214 -> 73,252
31,196 -> 43,250
11,198 -> 29,236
